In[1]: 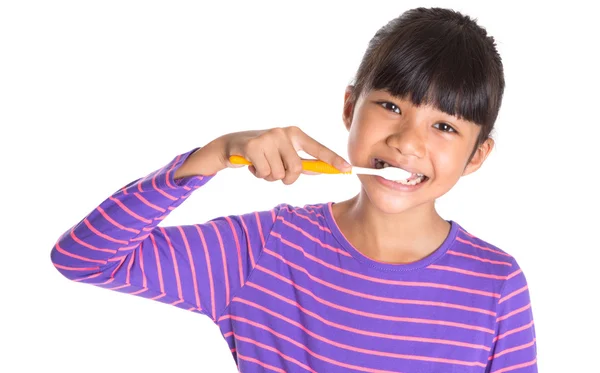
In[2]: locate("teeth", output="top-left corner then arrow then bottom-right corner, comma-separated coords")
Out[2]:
393,176 -> 425,185
376,159 -> 426,183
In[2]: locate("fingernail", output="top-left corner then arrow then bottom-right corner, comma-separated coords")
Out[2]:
339,160 -> 351,170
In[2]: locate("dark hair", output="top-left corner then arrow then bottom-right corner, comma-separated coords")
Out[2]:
348,7 -> 504,151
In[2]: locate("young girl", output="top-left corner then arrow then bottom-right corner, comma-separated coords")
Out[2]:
51,7 -> 537,373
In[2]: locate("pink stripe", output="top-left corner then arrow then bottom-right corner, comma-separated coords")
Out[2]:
255,211 -> 266,249
108,255 -> 127,262
254,265 -> 494,334
151,173 -> 177,201
138,239 -> 148,288
282,205 -> 330,233
151,293 -> 166,300
53,263 -> 99,272
164,155 -> 181,189
494,320 -> 535,342
130,287 -> 148,295
73,272 -> 102,282
497,303 -> 531,322
225,216 -> 245,288
507,268 -> 522,280
133,192 -> 166,212
55,240 -> 106,264
246,282 -> 490,350
130,233 -> 150,242
97,205 -> 143,234
302,206 -> 325,219
491,358 -> 537,373
138,164 -> 165,188
235,335 -> 316,373
96,256 -> 125,285
100,278 -> 115,285
239,215 -> 255,268
236,351 -> 287,373
125,250 -> 135,284
456,236 -> 512,257
171,299 -> 184,306
210,221 -> 230,304
108,196 -> 152,224
235,295 -> 491,352
85,216 -> 131,243
108,284 -> 129,290
107,254 -> 135,291
447,250 -> 512,266
277,216 -> 351,257
177,226 -> 202,310
499,285 -> 528,304
459,228 -> 475,237
489,338 -> 536,360
226,316 -> 401,373
266,249 -> 495,316
117,244 -> 138,252
272,232 -> 499,298
70,229 -> 116,254
195,225 -> 215,321
159,227 -> 183,299
149,233 -> 165,293
428,264 -> 508,280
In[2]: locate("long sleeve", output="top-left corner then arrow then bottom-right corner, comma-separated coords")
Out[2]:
486,261 -> 538,372
50,147 -> 279,321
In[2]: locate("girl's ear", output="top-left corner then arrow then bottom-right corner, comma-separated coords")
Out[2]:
463,137 -> 494,176
342,85 -> 355,131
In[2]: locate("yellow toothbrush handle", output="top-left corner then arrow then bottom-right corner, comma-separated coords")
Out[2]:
228,155 -> 347,174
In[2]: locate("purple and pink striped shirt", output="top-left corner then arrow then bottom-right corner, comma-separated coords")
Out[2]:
51,147 -> 537,372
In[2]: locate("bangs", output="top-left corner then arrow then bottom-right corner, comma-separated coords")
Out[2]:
355,10 -> 504,131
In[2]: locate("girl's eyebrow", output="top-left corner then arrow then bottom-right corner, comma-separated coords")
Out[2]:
376,91 -> 470,126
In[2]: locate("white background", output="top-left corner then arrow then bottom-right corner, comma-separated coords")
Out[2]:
1,1 -> 598,372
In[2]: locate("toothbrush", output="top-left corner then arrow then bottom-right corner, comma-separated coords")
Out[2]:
228,155 -> 412,181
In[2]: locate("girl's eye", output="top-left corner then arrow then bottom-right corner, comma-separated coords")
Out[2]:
433,122 -> 457,133
379,101 -> 401,114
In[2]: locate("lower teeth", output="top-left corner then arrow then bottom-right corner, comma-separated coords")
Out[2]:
394,176 -> 425,186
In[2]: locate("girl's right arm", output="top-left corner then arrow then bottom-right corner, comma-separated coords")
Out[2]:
50,127 -> 350,321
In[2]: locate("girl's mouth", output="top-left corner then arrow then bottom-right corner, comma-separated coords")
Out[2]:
373,158 -> 429,186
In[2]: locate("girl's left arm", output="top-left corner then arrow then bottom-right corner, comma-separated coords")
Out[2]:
486,261 -> 537,372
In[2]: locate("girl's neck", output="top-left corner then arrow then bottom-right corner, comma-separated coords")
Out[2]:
331,192 -> 451,264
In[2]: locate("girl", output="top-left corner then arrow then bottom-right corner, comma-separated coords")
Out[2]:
51,7 -> 537,373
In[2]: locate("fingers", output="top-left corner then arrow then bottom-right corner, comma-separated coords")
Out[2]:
279,137 -> 303,185
264,145 -> 286,181
247,152 -> 270,179
236,126 -> 348,185
289,126 -> 351,172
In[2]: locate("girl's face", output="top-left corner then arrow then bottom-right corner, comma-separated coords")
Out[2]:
343,87 -> 494,214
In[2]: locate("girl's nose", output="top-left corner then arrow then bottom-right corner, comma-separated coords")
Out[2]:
386,125 -> 426,158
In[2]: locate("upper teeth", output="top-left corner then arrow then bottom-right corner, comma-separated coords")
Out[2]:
379,160 -> 423,177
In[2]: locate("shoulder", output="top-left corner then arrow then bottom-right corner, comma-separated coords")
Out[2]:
269,202 -> 333,236
447,222 -> 524,281
273,202 -> 330,220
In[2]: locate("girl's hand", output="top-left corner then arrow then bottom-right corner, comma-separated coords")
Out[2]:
176,126 -> 351,185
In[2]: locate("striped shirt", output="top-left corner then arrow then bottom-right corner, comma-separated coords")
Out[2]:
50,147 -> 538,372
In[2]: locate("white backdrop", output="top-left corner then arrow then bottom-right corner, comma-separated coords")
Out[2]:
1,1 -> 598,372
